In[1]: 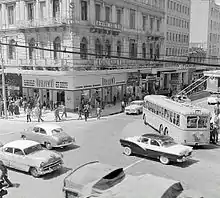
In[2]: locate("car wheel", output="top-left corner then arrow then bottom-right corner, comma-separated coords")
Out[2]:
21,135 -> 26,140
159,125 -> 163,134
164,128 -> 168,136
159,156 -> 170,165
123,147 -> 132,156
30,167 -> 40,178
137,110 -> 140,115
208,102 -> 210,105
45,142 -> 52,150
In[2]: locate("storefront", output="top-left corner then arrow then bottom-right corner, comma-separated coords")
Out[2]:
21,71 -> 127,111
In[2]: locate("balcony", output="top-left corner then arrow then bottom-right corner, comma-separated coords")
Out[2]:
17,16 -> 69,30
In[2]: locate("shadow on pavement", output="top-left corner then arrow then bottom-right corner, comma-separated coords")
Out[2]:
55,144 -> 80,153
193,144 -> 220,150
43,166 -> 72,180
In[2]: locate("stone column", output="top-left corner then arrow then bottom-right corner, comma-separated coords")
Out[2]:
61,0 -> 67,19
35,0 -> 39,22
89,0 -> 95,23
15,2 -> 20,24
101,2 -> 105,21
1,4 -> 6,29
112,5 -> 116,23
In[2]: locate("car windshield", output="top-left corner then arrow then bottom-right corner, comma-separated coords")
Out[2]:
161,139 -> 177,147
52,128 -> 63,135
23,144 -> 43,155
131,101 -> 143,106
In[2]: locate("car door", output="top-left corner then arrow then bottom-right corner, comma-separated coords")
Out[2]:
148,139 -> 162,158
1,147 -> 14,168
29,127 -> 40,141
11,148 -> 29,172
137,137 -> 150,156
38,127 -> 49,144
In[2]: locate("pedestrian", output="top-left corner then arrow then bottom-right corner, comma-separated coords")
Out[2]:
0,161 -> 13,188
113,95 -> 116,105
8,103 -> 14,116
26,105 -> 32,123
77,105 -> 83,120
54,105 -> 61,122
84,104 -> 90,122
37,106 -> 44,122
121,100 -> 125,112
61,104 -> 67,119
211,110 -> 219,144
96,105 -> 101,120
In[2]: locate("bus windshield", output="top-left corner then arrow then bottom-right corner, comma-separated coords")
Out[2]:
187,116 -> 208,128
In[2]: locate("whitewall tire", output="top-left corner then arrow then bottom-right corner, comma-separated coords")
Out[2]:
159,156 -> 170,165
123,147 -> 132,156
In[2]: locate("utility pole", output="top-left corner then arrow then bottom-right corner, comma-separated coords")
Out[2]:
1,58 -> 7,119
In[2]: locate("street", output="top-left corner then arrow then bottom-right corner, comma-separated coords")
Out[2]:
1,96 -> 220,198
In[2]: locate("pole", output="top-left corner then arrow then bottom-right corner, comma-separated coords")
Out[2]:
1,58 -> 7,119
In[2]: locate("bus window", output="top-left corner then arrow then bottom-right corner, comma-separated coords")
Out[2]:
187,116 -> 198,128
176,114 -> 180,126
173,113 -> 176,125
156,105 -> 159,115
161,107 -> 164,117
198,116 -> 208,128
170,112 -> 173,123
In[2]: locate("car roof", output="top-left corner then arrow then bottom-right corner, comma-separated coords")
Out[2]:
34,123 -> 61,131
3,140 -> 39,150
142,134 -> 173,141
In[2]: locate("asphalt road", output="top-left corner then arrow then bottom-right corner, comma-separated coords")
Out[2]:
1,97 -> 220,198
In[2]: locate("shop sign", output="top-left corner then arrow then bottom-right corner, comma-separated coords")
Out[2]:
36,78 -> 54,88
101,77 -> 115,86
95,20 -> 122,30
94,59 -> 146,67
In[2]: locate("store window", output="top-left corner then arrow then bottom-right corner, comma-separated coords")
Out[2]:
95,38 -> 102,58
80,37 -> 88,59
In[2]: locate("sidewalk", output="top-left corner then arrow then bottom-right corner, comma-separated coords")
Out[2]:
0,102 -> 122,122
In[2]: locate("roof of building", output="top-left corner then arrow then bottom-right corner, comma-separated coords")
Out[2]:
144,95 -> 210,115
4,140 -> 39,150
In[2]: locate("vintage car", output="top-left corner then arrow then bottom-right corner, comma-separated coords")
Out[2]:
207,94 -> 220,105
120,133 -> 193,165
125,100 -> 144,115
63,161 -> 184,198
21,123 -> 75,150
0,140 -> 63,177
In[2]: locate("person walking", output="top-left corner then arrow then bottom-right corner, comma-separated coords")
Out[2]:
212,110 -> 219,144
61,104 -> 67,119
84,104 -> 90,122
77,105 -> 83,120
54,105 -> 61,122
0,161 -> 13,188
37,106 -> 44,122
121,100 -> 125,112
96,105 -> 101,120
26,105 -> 32,123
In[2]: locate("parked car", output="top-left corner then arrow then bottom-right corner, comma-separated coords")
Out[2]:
125,100 -> 144,115
63,161 -> 184,198
207,94 -> 220,105
21,123 -> 75,150
0,140 -> 63,177
119,133 -> 193,165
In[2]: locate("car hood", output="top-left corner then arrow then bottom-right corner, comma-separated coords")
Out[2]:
165,145 -> 192,155
28,150 -> 61,162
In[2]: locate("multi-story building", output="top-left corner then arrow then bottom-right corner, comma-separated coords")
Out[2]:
191,0 -> 220,64
0,0 -> 166,110
159,0 -> 191,94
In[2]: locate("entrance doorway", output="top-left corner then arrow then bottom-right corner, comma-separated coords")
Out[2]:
57,91 -> 65,105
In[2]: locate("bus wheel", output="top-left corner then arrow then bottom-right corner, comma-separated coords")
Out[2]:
159,125 -> 163,134
143,115 -> 147,125
164,128 -> 168,136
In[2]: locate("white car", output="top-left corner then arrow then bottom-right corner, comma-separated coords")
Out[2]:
207,94 -> 220,105
0,140 -> 63,177
125,100 -> 144,115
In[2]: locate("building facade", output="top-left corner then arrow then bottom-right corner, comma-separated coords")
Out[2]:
0,0 -> 167,110
159,0 -> 191,94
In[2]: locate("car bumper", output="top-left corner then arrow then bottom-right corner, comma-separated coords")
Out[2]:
38,162 -> 63,175
177,155 -> 192,162
125,110 -> 138,114
54,141 -> 75,148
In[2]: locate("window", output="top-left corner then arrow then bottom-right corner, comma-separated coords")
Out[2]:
155,44 -> 160,59
8,5 -> 14,25
116,9 -> 121,24
27,3 -> 34,21
80,37 -> 88,59
14,148 -> 24,156
129,9 -> 135,29
141,137 -> 149,144
129,39 -> 137,58
105,40 -> 111,58
53,37 -> 61,60
95,38 -> 102,58
52,0 -> 60,18
142,43 -> 146,58
150,18 -> 154,31
8,39 -> 16,59
39,128 -> 47,134
105,6 -> 111,22
95,4 -> 101,21
4,147 -> 13,153
40,1 -> 46,21
81,1 -> 88,21
150,140 -> 160,146
156,19 -> 160,31
150,43 -> 153,59
33,127 -> 39,133
40,43 -> 45,59
29,38 -> 35,60
116,41 -> 121,57
187,116 -> 197,128
143,15 -> 146,31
